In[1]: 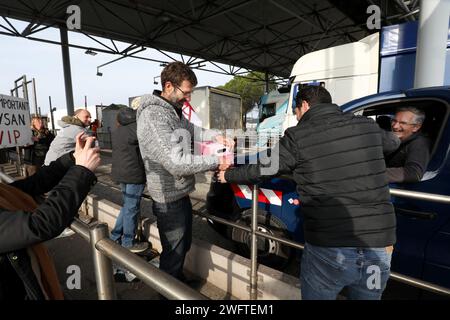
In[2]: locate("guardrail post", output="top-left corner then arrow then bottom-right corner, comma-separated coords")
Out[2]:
250,184 -> 259,300
89,223 -> 117,300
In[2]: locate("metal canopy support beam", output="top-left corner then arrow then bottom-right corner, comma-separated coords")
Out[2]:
217,23 -> 363,63
20,21 -> 34,36
270,0 -> 322,32
1,16 -> 20,35
0,8 -> 344,79
395,0 -> 415,20
0,0 -> 412,78
0,21 -> 262,81
29,22 -> 55,35
414,0 -> 450,88
197,0 -> 257,23
81,31 -> 118,53
59,26 -> 74,116
0,5 -> 356,79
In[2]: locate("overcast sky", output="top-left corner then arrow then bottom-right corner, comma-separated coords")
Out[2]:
0,18 -> 233,117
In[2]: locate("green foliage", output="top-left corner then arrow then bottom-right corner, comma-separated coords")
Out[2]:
218,72 -> 277,113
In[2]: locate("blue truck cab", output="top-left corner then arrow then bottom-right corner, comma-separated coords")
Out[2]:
206,86 -> 450,292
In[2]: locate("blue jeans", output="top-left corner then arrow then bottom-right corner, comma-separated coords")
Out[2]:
152,196 -> 192,280
110,183 -> 145,248
300,243 -> 392,300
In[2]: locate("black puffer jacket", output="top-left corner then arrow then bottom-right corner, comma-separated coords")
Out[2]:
111,108 -> 146,184
0,153 -> 97,299
225,104 -> 396,248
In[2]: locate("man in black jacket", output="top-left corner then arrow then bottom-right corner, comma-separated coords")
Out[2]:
0,133 -> 100,299
218,86 -> 396,300
110,107 -> 148,254
386,107 -> 430,183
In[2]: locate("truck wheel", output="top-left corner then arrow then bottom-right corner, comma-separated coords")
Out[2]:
231,209 -> 292,270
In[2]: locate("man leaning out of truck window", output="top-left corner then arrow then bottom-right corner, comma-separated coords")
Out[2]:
385,107 -> 431,183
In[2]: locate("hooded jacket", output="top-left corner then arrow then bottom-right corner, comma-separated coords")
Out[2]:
136,93 -> 219,203
225,103 -> 396,248
111,108 -> 146,184
44,116 -> 87,165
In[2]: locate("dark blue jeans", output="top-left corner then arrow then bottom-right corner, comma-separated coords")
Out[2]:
110,183 -> 145,248
152,196 -> 192,280
300,242 -> 392,300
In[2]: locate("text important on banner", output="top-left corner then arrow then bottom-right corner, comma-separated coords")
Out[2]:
0,94 -> 32,148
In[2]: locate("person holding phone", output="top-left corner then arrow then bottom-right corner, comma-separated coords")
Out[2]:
0,133 -> 100,300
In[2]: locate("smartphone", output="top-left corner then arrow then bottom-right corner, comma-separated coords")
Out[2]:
81,132 -> 99,148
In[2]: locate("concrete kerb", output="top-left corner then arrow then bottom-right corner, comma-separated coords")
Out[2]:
84,193 -> 302,300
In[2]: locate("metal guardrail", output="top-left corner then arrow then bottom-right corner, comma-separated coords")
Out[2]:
0,171 -> 14,183
390,188 -> 450,204
70,220 -> 207,300
249,185 -> 259,300
197,211 -> 304,251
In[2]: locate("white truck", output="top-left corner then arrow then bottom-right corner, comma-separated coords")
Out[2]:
281,32 -> 379,131
265,21 -> 450,134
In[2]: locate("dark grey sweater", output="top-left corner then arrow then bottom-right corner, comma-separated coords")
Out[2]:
385,132 -> 430,183
136,94 -> 219,203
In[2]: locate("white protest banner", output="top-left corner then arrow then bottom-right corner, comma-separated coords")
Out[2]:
0,94 -> 32,148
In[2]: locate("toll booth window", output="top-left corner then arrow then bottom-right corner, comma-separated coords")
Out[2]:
260,103 -> 276,122
299,82 -> 325,88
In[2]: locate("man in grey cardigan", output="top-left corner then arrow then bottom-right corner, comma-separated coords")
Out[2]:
137,62 -> 232,281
